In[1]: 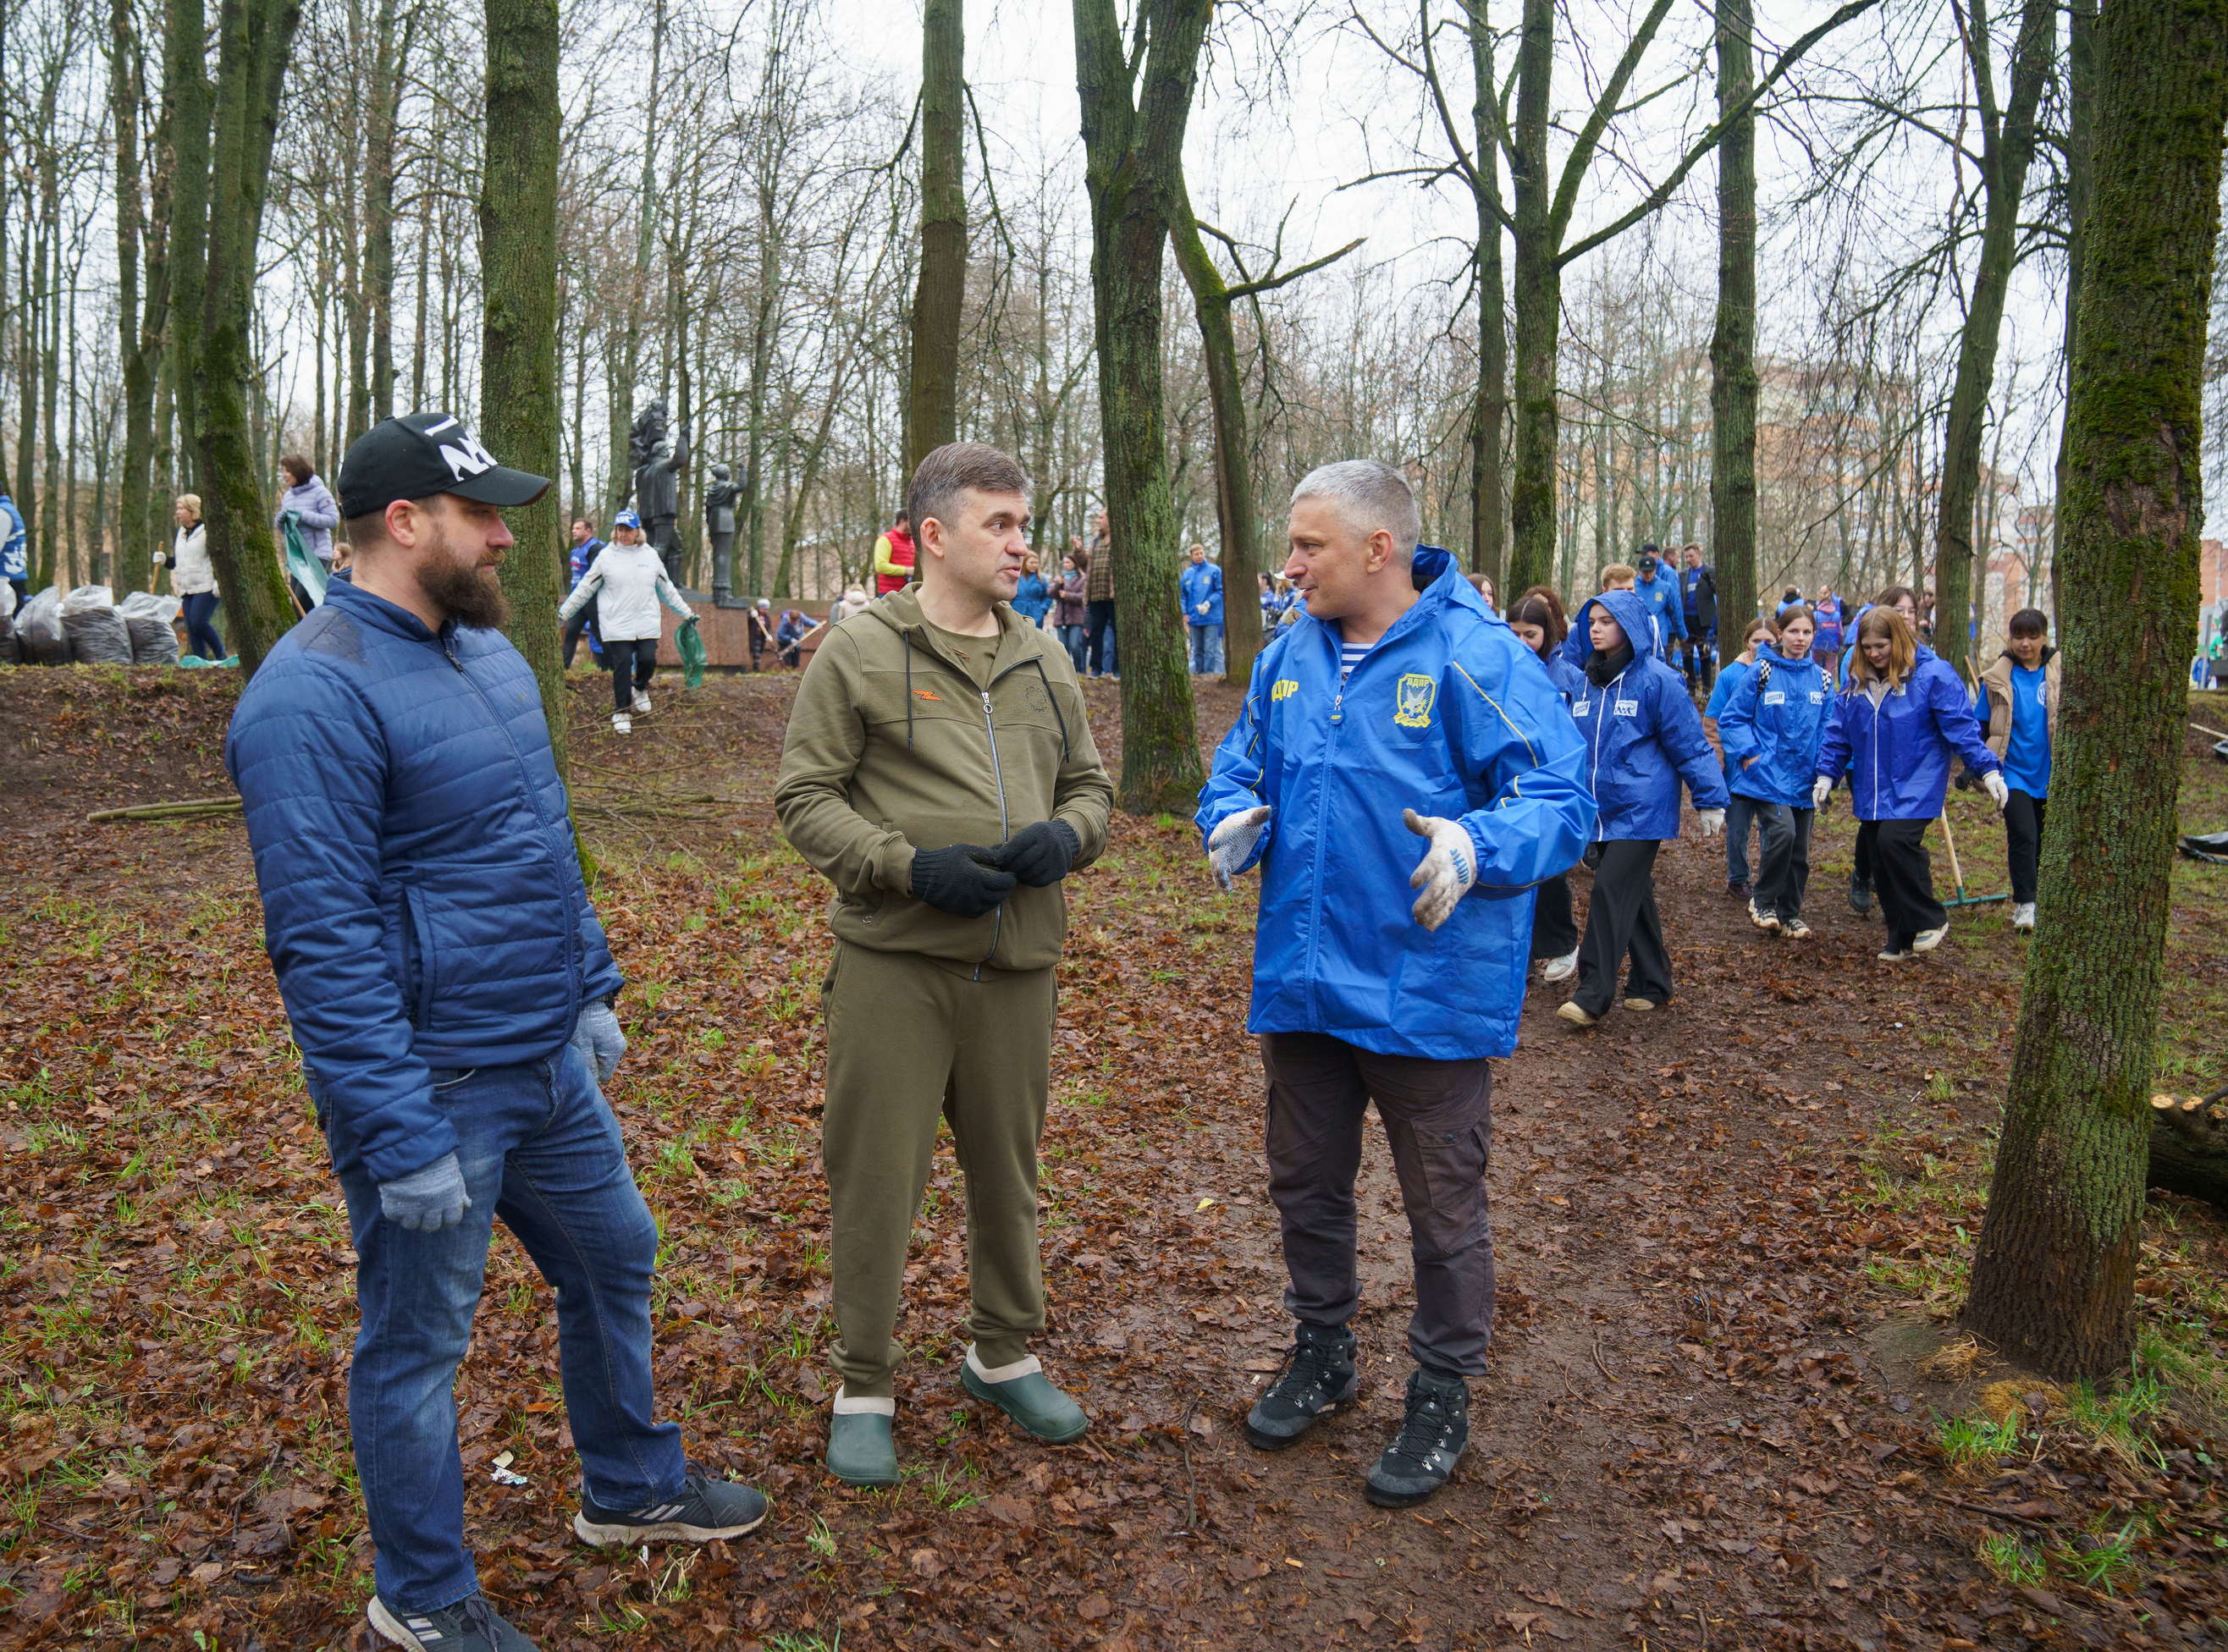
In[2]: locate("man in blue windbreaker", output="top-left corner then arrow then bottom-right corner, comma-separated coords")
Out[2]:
1179,542 -> 1226,675
226,413 -> 765,1652
1196,460 -> 1592,1511
1631,543 -> 1687,653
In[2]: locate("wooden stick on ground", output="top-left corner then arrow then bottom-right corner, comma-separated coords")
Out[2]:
87,796 -> 244,824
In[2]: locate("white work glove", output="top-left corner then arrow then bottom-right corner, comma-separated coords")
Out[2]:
1695,809 -> 1725,839
1207,805 -> 1272,889
1403,807 -> 1477,931
1983,771 -> 2010,811
569,999 -> 627,1086
1812,775 -> 1833,810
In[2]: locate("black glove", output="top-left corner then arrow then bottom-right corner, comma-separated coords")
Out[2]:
988,819 -> 1081,887
910,844 -> 1016,917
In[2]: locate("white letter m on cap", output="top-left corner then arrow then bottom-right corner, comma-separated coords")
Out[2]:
426,416 -> 496,481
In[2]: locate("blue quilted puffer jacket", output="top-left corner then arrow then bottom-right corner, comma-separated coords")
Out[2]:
226,576 -> 621,1185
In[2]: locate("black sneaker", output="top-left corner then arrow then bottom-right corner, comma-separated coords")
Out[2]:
572,1469 -> 769,1547
1849,869 -> 1873,916
369,1594 -> 538,1650
1365,1368 -> 1470,1508
1244,1323 -> 1359,1450
1726,879 -> 1751,900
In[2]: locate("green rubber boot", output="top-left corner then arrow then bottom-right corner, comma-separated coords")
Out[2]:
826,1396 -> 901,1487
960,1347 -> 1089,1443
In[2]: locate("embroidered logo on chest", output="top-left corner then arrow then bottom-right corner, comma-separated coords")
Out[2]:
1394,674 -> 1437,729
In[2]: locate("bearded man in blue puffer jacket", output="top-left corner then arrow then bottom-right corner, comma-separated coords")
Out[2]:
225,412 -> 766,1652
1197,460 -> 1593,1512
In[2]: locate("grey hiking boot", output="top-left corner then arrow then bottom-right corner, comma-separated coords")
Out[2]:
573,1468 -> 769,1545
1365,1368 -> 1470,1508
1244,1323 -> 1359,1451
369,1594 -> 538,1650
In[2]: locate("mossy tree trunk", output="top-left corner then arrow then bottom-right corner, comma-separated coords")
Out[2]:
162,0 -> 211,555
481,0 -> 571,781
1962,0 -> 2228,1379
109,0 -> 157,597
1932,0 -> 2054,678
1707,0 -> 1758,638
1073,0 -> 1211,814
906,0 -> 965,476
1464,1 -> 1508,588
193,0 -> 303,676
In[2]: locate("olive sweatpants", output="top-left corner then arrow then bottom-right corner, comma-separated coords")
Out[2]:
820,941 -> 1056,1399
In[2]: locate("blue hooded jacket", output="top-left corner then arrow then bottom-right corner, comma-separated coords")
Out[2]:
1012,570 -> 1054,623
225,577 -> 623,1187
1816,644 -> 2000,819
1197,547 -> 1594,1060
1567,588 -> 1729,840
1632,561 -> 1688,643
1180,558 -> 1225,627
0,494 -> 25,581
1717,644 -> 1830,807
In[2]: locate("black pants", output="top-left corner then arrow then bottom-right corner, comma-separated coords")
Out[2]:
1852,821 -> 1873,891
1086,599 -> 1117,675
1529,873 -> 1576,960
1680,629 -> 1714,694
1260,1032 -> 1495,1380
562,602 -> 599,668
1574,840 -> 1671,1014
2004,789 -> 2047,905
602,638 -> 656,712
1755,804 -> 1814,922
1858,819 -> 1945,950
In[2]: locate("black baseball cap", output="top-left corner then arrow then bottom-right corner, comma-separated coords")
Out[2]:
338,411 -> 550,520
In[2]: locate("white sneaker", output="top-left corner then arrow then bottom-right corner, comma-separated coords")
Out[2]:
632,691 -> 652,713
1911,924 -> 1949,953
2011,902 -> 2035,932
612,713 -> 632,735
1556,1001 -> 1600,1028
1781,918 -> 1812,940
1541,950 -> 1579,983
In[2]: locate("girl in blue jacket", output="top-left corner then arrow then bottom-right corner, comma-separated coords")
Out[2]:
1558,588 -> 1729,1027
1508,586 -> 1587,982
1704,614 -> 1778,899
1718,604 -> 1829,937
1815,608 -> 2006,960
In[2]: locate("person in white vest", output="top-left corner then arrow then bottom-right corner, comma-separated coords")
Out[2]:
558,508 -> 694,734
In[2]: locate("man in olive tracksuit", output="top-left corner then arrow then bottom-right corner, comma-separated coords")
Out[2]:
775,443 -> 1115,1487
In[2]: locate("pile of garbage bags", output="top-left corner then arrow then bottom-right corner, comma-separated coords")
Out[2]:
1,585 -> 183,667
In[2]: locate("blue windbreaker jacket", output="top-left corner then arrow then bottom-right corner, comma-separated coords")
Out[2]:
1816,646 -> 2000,819
225,577 -> 623,1187
1197,548 -> 1594,1060
1567,588 -> 1729,840
1012,571 -> 1054,623
0,494 -> 25,581
1539,648 -> 1587,704
1180,559 -> 1225,627
1632,565 -> 1687,643
1717,645 -> 1831,807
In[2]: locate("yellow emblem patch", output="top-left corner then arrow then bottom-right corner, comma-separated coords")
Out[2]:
1271,679 -> 1300,702
1394,673 -> 1437,729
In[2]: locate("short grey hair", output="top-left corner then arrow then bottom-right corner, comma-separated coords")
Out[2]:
1289,460 -> 1420,558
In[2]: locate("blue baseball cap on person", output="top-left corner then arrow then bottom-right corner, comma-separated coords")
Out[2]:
614,508 -> 642,529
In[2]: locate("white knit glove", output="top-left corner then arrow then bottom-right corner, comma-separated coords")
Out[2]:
1983,772 -> 2010,811
1403,808 -> 1477,931
1207,806 -> 1272,890
1812,775 -> 1833,810
1695,809 -> 1725,839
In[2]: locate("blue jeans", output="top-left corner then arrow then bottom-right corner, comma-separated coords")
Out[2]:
1188,623 -> 1223,675
1059,623 -> 1087,671
319,1050 -> 686,1613
1724,792 -> 1761,886
182,592 -> 223,659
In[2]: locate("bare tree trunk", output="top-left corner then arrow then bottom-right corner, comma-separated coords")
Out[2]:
1169,191 -> 1260,686
366,0 -> 406,422
1933,0 -> 2054,678
1963,0 -> 2228,1378
1709,0 -> 1758,637
481,0 -> 571,779
1465,0 -> 1507,586
164,0 -> 211,515
110,0 -> 157,596
906,0 -> 965,474
1504,0 -> 1558,595
194,0 -> 304,675
1074,0 -> 1210,814
2049,0 -> 2095,622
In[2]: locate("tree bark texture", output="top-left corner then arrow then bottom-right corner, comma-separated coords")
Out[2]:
481,0 -> 571,783
906,0 -> 965,476
1465,1 -> 1507,586
2148,1093 -> 2228,1211
163,0 -> 211,529
194,0 -> 303,676
1962,0 -> 2228,1378
1167,190 -> 1261,687
1933,0 -> 2054,679
1708,0 -> 1758,638
110,0 -> 156,597
1503,0 -> 1558,596
2050,0 -> 2097,621
1073,0 -> 1210,814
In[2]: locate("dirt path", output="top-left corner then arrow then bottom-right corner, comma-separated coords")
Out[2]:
3,667 -> 2223,1652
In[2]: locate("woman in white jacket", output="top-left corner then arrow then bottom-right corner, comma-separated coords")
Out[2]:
557,509 -> 693,733
157,493 -> 223,659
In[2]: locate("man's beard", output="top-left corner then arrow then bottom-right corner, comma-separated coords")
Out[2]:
421,553 -> 510,629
